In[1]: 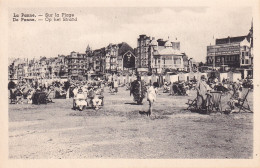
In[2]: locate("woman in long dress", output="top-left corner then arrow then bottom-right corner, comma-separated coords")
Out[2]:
130,76 -> 147,104
196,75 -> 211,110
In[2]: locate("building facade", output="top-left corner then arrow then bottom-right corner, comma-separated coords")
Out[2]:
105,42 -> 135,74
67,51 -> 87,80
206,24 -> 253,71
136,35 -> 151,69
136,35 -> 187,74
92,47 -> 106,75
150,38 -> 185,74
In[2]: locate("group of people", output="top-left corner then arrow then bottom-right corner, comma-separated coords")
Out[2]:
8,79 -> 105,110
129,76 -> 159,116
9,73 -> 252,115
71,81 -> 104,111
195,75 -> 250,112
8,80 -> 51,104
108,79 -> 119,94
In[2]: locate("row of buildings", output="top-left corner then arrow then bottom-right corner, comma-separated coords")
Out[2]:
9,35 -> 192,81
9,23 -> 254,82
8,55 -> 67,81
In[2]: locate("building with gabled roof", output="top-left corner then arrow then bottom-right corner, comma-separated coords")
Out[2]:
105,42 -> 135,74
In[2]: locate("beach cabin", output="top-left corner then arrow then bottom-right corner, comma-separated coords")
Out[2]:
178,72 -> 189,82
165,72 -> 178,83
228,71 -> 242,82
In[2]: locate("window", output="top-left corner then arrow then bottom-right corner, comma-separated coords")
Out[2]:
245,59 -> 249,64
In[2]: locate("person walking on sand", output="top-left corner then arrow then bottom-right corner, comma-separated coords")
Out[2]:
147,82 -> 159,116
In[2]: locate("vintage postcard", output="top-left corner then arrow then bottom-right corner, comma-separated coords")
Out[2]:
0,0 -> 260,167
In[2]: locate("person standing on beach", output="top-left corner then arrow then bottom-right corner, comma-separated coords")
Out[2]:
114,79 -> 118,94
147,82 -> 159,116
130,76 -> 147,105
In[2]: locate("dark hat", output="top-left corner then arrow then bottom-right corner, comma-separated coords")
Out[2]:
201,75 -> 206,80
78,89 -> 83,92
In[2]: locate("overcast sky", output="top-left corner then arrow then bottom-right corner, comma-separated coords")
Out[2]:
8,7 -> 252,62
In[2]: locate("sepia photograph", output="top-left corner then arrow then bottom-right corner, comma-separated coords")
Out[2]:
1,0 -> 260,167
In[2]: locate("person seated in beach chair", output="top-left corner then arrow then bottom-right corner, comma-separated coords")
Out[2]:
171,83 -> 179,95
32,89 -> 48,105
14,86 -> 24,104
55,86 -> 66,99
228,87 -> 252,113
109,81 -> 114,93
91,86 -> 103,110
178,82 -> 188,95
27,89 -> 34,104
74,88 -> 87,111
92,94 -> 102,110
163,82 -> 171,93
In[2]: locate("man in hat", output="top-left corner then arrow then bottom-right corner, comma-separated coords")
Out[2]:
196,75 -> 211,110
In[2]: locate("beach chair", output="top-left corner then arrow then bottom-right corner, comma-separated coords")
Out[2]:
186,97 -> 198,110
206,91 -> 222,114
236,88 -> 253,113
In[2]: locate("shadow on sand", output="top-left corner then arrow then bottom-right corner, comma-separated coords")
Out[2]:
124,102 -> 142,105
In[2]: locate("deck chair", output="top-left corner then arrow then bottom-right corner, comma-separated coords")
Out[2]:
206,91 -> 222,114
186,97 -> 197,110
237,88 -> 253,113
